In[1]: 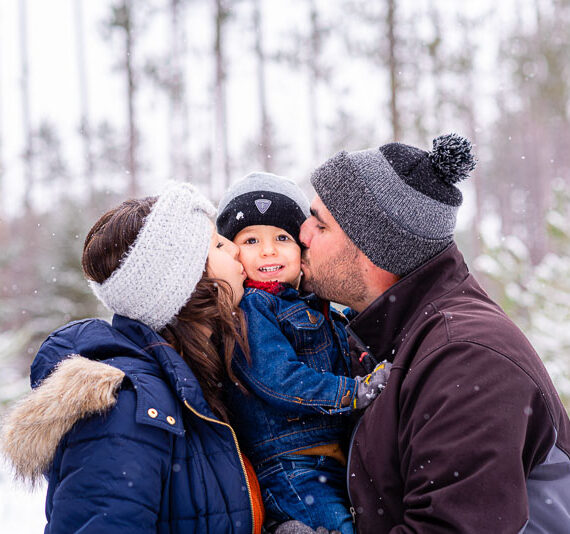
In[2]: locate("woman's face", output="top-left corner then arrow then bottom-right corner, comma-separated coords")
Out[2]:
206,229 -> 247,305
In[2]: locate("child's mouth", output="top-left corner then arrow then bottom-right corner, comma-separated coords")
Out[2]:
258,265 -> 284,273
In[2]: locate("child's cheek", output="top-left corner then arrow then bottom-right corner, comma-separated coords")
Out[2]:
244,267 -> 257,280
237,247 -> 255,280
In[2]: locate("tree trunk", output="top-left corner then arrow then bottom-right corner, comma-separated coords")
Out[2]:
253,0 -> 272,171
523,117 -> 548,263
124,0 -> 138,197
19,0 -> 34,212
428,1 -> 444,124
212,0 -> 230,197
457,12 -> 483,257
308,0 -> 320,164
524,5 -> 548,264
386,0 -> 400,141
169,0 -> 191,181
74,0 -> 95,200
0,25 -> 4,198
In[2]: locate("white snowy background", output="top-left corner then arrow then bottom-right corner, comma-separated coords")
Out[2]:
1,0 -> 569,531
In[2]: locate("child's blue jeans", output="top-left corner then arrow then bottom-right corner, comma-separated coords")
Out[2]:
257,453 -> 355,534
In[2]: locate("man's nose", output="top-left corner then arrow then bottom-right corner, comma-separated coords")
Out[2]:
299,220 -> 311,248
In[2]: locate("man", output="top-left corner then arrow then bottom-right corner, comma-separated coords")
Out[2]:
299,133 -> 570,533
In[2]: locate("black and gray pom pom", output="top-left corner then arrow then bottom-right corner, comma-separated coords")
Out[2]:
429,133 -> 476,185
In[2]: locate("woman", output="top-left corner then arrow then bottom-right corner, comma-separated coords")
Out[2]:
1,182 -> 264,533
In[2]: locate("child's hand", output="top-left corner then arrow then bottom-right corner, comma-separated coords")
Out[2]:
353,361 -> 392,410
274,520 -> 340,534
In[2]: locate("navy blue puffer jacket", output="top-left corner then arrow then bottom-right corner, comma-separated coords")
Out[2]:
2,315 -> 254,534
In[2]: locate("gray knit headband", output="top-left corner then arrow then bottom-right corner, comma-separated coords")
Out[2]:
89,181 -> 216,331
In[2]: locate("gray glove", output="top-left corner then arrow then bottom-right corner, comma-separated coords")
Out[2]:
274,520 -> 340,534
354,361 -> 392,410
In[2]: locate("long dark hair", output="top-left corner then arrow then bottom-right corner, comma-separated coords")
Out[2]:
82,196 -> 249,423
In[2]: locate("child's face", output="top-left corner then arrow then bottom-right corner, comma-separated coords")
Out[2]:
233,225 -> 302,287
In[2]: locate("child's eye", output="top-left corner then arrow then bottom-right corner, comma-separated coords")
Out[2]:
277,234 -> 290,241
244,237 -> 258,245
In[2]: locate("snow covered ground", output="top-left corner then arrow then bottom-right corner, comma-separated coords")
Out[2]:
0,460 -> 47,533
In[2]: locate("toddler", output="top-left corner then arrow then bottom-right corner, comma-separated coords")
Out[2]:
217,172 -> 390,534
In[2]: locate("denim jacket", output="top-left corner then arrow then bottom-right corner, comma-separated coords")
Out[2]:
227,285 -> 356,466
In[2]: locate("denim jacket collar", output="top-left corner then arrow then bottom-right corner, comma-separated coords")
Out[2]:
244,283 -> 334,319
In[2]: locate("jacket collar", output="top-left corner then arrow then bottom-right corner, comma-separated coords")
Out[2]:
244,283 -> 333,319
31,315 -> 217,423
347,243 -> 469,362
110,315 -> 216,420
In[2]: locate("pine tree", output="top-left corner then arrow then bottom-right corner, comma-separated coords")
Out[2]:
475,180 -> 570,406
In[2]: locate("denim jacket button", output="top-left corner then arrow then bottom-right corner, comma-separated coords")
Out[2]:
306,311 -> 318,324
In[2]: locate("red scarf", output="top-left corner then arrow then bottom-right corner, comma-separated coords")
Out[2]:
244,279 -> 286,295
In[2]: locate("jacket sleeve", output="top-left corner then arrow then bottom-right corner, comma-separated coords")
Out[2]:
236,292 -> 357,414
47,388 -> 172,533
389,341 -> 555,533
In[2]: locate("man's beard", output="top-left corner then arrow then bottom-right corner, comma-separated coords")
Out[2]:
301,241 -> 368,308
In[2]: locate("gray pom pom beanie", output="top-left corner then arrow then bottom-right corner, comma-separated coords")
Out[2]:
310,133 -> 476,276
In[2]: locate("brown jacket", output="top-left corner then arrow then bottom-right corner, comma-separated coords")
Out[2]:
346,244 -> 570,534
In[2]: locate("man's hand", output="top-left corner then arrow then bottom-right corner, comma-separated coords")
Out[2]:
353,361 -> 392,410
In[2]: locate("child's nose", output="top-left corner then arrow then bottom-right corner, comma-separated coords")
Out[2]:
261,242 -> 277,256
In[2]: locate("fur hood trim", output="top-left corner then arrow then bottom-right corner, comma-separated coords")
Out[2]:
1,355 -> 125,485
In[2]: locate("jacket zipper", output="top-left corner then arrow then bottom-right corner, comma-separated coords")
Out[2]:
346,415 -> 364,527
345,326 -> 380,365
184,400 -> 255,534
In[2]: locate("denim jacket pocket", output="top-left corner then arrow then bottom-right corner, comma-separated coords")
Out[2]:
280,308 -> 333,372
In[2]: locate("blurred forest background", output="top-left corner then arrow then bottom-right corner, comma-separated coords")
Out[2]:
1,0 -> 569,410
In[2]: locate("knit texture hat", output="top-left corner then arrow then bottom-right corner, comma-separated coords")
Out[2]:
216,172 -> 310,243
311,133 -> 476,276
89,181 -> 216,331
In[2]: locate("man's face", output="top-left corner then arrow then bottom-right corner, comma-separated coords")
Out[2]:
299,195 -> 368,310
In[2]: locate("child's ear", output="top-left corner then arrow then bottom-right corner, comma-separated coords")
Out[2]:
292,271 -> 302,290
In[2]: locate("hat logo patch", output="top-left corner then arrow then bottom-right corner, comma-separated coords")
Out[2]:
255,198 -> 272,214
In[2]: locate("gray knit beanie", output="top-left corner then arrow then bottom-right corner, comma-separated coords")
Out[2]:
311,133 -> 476,276
217,172 -> 310,244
